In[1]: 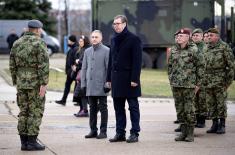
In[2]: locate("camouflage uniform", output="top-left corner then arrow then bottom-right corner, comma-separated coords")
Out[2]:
168,40 -> 204,141
194,41 -> 208,125
204,39 -> 234,133
9,31 -> 49,136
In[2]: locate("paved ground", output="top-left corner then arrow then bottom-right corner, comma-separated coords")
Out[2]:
0,54 -> 235,155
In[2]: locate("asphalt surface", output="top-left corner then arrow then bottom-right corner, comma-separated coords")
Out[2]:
0,54 -> 235,155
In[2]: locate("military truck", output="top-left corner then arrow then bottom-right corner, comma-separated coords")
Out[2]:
92,0 -> 232,68
0,20 -> 60,55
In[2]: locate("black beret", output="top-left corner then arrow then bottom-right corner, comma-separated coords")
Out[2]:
68,35 -> 77,43
192,28 -> 203,35
28,20 -> 43,28
207,28 -> 219,34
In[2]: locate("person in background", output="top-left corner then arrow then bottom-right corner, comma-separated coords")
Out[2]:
203,31 -> 209,44
191,28 -> 207,128
55,35 -> 78,106
7,28 -> 19,50
73,35 -> 90,117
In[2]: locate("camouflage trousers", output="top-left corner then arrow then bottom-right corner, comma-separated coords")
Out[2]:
194,87 -> 208,117
172,87 -> 196,126
206,87 -> 227,119
17,88 -> 45,135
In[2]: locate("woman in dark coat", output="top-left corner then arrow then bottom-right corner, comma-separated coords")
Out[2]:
73,35 -> 90,117
107,15 -> 142,143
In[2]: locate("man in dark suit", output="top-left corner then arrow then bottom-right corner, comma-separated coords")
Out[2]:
106,15 -> 142,143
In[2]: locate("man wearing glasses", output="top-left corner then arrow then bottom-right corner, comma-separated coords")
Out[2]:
107,15 -> 142,143
168,28 -> 204,142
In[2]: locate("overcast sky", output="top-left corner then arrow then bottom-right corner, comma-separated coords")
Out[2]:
48,0 -> 235,14
49,0 -> 91,10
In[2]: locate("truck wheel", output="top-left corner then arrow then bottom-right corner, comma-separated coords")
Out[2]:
156,52 -> 166,69
142,52 -> 152,68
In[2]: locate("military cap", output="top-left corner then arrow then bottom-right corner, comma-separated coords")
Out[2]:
192,28 -> 203,35
175,28 -> 191,35
207,28 -> 219,34
28,20 -> 43,28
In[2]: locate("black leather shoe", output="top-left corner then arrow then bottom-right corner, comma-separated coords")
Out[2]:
73,103 -> 80,106
55,100 -> 66,106
85,131 -> 97,138
96,132 -> 107,139
126,134 -> 138,143
109,134 -> 126,142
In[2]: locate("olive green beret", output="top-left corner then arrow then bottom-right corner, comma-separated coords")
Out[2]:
192,28 -> 203,35
28,20 -> 43,28
207,28 -> 219,34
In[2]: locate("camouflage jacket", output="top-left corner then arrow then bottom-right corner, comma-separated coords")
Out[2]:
195,41 -> 207,55
9,32 -> 49,89
204,39 -> 234,88
168,42 -> 204,88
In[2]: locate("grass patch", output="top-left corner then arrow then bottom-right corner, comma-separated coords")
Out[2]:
141,69 -> 172,97
48,69 -> 75,92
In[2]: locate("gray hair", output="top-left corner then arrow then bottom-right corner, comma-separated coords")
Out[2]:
91,30 -> 103,37
114,15 -> 128,24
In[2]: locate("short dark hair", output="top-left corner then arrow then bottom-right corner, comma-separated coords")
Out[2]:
114,15 -> 128,24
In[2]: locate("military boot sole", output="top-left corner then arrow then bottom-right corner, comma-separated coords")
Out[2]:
26,145 -> 45,151
206,130 -> 217,133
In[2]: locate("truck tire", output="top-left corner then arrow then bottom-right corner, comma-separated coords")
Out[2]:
142,52 -> 152,68
156,52 -> 166,69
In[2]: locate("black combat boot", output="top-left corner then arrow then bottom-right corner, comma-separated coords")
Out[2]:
216,118 -> 226,134
207,118 -> 218,133
20,135 -> 28,151
174,119 -> 179,124
195,114 -> 200,128
27,135 -> 45,151
174,124 -> 181,132
175,124 -> 187,141
185,125 -> 194,142
196,116 -> 206,128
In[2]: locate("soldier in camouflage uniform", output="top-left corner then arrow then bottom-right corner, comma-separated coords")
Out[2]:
168,28 -> 204,142
205,28 -> 234,134
191,28 -> 207,128
9,20 -> 49,151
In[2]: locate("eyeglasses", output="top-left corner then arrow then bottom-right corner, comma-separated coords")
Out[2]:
112,22 -> 123,26
91,36 -> 99,39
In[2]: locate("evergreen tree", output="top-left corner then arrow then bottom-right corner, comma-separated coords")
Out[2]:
0,0 -> 56,35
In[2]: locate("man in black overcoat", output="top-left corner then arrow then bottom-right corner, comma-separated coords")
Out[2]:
106,15 -> 142,143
